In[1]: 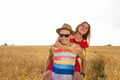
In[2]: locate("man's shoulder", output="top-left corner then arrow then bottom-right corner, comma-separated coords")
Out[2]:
49,45 -> 56,51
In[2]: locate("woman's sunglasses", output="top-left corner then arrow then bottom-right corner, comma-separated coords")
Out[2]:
59,34 -> 70,38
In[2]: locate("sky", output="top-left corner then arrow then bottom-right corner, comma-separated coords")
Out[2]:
0,0 -> 120,46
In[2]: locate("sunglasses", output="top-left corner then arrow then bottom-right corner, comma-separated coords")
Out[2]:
59,34 -> 70,38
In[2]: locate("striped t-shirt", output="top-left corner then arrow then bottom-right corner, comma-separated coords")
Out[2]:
52,48 -> 77,80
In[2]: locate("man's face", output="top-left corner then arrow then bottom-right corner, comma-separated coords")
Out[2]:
58,29 -> 71,45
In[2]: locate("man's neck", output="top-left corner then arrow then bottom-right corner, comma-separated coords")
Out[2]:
61,42 -> 71,46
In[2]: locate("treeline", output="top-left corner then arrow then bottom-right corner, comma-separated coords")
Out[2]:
1,43 -> 15,46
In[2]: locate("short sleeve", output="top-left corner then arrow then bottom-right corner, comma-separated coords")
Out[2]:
70,37 -> 75,43
47,60 -> 53,70
74,58 -> 81,72
80,40 -> 89,48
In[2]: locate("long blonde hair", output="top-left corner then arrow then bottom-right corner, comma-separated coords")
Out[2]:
75,21 -> 91,44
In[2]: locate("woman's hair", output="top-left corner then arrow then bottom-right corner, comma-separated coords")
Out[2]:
75,21 -> 91,44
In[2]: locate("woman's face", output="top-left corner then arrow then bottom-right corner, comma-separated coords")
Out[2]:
78,23 -> 89,35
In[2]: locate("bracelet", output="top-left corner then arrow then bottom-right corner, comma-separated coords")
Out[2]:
81,72 -> 85,77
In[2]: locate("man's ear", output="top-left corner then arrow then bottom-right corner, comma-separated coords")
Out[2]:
57,37 -> 61,42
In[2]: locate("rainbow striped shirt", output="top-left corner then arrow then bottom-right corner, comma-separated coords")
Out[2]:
52,48 -> 77,75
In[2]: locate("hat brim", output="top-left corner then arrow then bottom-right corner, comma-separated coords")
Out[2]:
56,28 -> 74,34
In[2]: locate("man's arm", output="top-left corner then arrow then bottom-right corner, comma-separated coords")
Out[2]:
44,46 -> 54,72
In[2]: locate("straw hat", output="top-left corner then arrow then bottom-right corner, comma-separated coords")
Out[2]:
56,23 -> 74,34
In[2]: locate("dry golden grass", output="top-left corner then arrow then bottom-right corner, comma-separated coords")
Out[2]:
0,46 -> 120,80
85,46 -> 120,80
0,46 -> 48,80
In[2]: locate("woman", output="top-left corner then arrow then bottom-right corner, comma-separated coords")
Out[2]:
70,21 -> 90,80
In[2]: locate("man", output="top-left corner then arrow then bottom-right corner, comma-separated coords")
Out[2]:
41,23 -> 84,80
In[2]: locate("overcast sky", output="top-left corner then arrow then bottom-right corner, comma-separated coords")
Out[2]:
0,0 -> 120,46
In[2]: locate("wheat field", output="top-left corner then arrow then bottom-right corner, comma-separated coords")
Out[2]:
0,46 -> 120,80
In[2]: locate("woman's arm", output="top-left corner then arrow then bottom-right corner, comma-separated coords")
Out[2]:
54,38 -> 82,55
54,38 -> 70,50
78,48 -> 86,77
